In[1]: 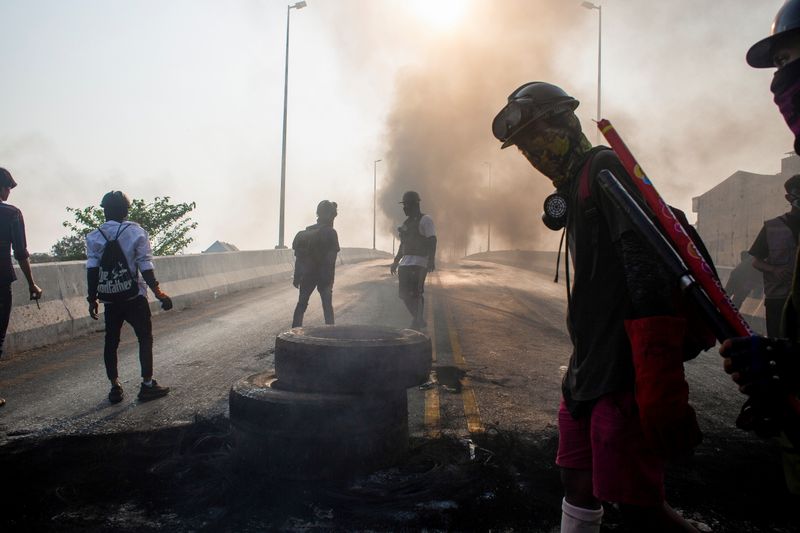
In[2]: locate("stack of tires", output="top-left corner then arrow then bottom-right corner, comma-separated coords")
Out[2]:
229,325 -> 432,480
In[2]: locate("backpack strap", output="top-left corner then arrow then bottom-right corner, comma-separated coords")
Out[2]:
575,147 -> 609,280
114,223 -> 131,240
97,223 -> 132,242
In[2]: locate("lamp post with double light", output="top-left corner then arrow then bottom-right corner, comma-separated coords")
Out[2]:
483,161 -> 492,252
276,0 -> 307,249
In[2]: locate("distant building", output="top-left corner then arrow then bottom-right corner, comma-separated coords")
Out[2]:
203,241 -> 240,253
692,154 -> 800,267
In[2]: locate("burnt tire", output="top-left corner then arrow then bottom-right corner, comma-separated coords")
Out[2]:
229,372 -> 408,480
274,325 -> 431,393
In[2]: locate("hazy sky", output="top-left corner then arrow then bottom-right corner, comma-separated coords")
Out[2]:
0,0 -> 792,256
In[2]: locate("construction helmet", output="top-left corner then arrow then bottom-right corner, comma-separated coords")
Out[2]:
100,191 -> 131,211
316,200 -> 337,217
400,191 -> 421,204
492,82 -> 580,149
747,0 -> 800,68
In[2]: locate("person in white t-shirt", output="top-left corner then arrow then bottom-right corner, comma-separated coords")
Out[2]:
390,191 -> 436,330
85,191 -> 173,404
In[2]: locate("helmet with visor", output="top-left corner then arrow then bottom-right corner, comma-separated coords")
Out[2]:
492,82 -> 580,149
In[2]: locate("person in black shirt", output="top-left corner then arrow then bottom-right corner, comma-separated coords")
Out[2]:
0,168 -> 43,407
748,175 -> 800,336
725,250 -> 762,309
291,200 -> 340,327
493,83 -> 700,532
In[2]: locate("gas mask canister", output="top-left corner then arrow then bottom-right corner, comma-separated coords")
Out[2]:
542,191 -> 568,230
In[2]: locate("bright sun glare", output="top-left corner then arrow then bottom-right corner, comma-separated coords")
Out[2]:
407,0 -> 471,30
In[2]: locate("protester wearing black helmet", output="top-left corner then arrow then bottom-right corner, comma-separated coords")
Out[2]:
719,0 -> 800,497
291,200 -> 339,327
0,168 -> 42,407
390,191 -> 436,330
494,83 -> 702,532
85,191 -> 173,404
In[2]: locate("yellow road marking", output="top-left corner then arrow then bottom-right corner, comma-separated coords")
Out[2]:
440,274 -> 484,435
424,370 -> 441,438
423,277 -> 441,437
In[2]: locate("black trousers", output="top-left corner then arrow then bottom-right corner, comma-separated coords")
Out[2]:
103,295 -> 153,381
765,297 -> 787,337
0,284 -> 12,357
292,276 -> 334,327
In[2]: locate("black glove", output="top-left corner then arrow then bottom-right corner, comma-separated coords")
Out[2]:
87,298 -> 99,320
720,336 -> 800,439
159,295 -> 173,311
720,336 -> 800,394
152,287 -> 173,311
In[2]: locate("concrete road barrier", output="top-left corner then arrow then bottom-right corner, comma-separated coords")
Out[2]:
5,248 -> 390,356
467,249 -> 767,336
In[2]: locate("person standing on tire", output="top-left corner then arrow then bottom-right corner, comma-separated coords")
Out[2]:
291,200 -> 340,327
85,191 -> 173,404
390,191 -> 436,330
0,168 -> 43,408
493,83 -> 702,532
748,175 -> 800,337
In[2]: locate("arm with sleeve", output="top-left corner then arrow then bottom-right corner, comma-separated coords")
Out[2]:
420,215 -> 437,270
318,227 -> 339,286
86,232 -> 102,300
594,153 -> 701,458
133,228 -> 171,308
10,210 -> 39,294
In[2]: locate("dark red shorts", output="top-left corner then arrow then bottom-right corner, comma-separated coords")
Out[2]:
556,391 -> 665,506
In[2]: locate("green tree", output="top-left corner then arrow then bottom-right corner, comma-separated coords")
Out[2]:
52,197 -> 197,260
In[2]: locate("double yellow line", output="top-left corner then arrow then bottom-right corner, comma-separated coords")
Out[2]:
423,272 -> 484,437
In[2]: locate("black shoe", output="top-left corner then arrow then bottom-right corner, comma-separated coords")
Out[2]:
138,380 -> 170,401
108,384 -> 123,404
0,397 -> 5,408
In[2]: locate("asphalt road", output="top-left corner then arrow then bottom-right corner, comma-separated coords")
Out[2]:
0,257 -> 794,532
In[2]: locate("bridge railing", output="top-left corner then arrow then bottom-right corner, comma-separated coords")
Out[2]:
5,248 -> 390,356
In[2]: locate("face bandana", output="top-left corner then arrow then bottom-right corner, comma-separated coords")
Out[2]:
517,126 -> 591,187
771,57 -> 800,154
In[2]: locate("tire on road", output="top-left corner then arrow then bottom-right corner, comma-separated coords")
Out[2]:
274,325 -> 431,393
229,373 -> 409,479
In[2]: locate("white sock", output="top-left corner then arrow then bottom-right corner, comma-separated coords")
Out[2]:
143,379 -> 153,386
560,498 -> 603,533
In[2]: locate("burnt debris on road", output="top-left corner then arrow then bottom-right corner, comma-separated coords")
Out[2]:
0,416 -> 794,532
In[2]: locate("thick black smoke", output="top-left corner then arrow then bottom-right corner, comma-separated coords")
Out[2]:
378,2 -> 591,258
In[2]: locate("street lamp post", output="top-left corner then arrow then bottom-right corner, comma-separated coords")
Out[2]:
581,2 -> 602,130
276,0 -> 307,249
373,159 -> 381,250
483,161 -> 492,252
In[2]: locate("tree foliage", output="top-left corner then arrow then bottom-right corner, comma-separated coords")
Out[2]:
52,197 -> 197,260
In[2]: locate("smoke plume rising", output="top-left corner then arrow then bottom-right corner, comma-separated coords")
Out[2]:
378,2 -> 582,259
374,0 -> 790,259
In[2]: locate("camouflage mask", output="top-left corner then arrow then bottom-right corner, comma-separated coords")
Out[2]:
517,126 -> 591,187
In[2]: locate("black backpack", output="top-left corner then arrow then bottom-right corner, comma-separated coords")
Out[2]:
292,226 -> 322,267
96,224 -> 139,302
